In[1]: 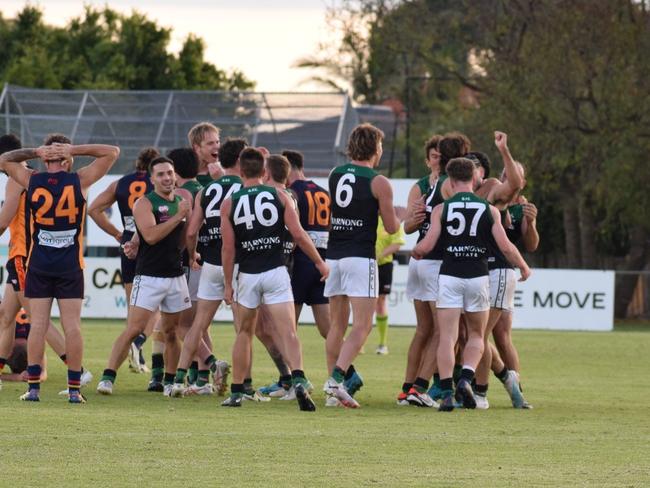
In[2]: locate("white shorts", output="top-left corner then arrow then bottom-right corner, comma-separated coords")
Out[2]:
437,274 -> 490,312
130,275 -> 192,314
183,266 -> 201,302
235,266 -> 293,309
324,257 -> 378,298
489,268 -> 517,312
406,258 -> 442,302
197,262 -> 238,301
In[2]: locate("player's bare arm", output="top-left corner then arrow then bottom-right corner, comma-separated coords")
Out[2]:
0,177 -> 24,236
372,175 -> 400,234
490,205 -> 531,281
0,148 -> 40,187
88,180 -> 121,243
280,190 -> 329,281
219,197 -> 235,305
186,190 -> 205,269
55,143 -> 120,189
521,202 -> 540,252
403,183 -> 426,234
489,131 -> 523,204
133,196 -> 190,245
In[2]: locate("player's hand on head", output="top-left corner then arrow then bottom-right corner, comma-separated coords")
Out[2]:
494,131 -> 508,150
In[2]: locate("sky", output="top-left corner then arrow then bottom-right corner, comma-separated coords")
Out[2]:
0,0 -> 336,92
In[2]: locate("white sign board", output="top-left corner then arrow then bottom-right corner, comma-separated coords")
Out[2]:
0,259 -> 614,331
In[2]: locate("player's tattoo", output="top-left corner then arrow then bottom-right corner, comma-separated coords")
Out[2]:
0,148 -> 38,163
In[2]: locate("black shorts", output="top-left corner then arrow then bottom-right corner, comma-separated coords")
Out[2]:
291,257 -> 328,306
378,262 -> 393,296
121,252 -> 137,285
25,269 -> 84,299
6,256 -> 27,292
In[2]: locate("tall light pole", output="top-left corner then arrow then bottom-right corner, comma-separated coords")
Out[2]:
404,74 -> 431,177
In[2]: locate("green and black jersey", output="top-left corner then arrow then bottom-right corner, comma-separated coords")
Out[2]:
199,175 -> 242,266
327,163 -> 379,260
180,180 -> 203,267
230,184 -> 286,274
506,204 -> 524,244
135,192 -> 185,278
439,192 -> 494,279
417,174 -> 447,260
196,173 -> 215,187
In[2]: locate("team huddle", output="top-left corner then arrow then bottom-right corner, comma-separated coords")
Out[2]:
0,121 -> 537,411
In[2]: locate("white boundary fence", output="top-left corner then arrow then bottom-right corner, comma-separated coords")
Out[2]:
0,175 -> 615,330
0,258 -> 614,331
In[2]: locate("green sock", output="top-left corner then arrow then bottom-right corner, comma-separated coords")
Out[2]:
196,370 -> 210,387
151,368 -> 164,382
188,361 -> 199,384
376,314 -> 388,346
174,368 -> 187,384
331,366 -> 345,383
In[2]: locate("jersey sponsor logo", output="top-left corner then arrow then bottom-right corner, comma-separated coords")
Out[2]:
37,228 -> 77,248
446,244 -> 487,258
307,230 -> 329,249
123,215 -> 136,233
241,236 -> 281,250
330,217 -> 363,232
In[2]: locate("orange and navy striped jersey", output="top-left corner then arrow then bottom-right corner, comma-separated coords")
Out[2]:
7,191 -> 31,260
26,171 -> 86,276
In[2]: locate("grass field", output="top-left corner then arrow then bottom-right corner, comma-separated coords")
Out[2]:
1,320 -> 649,487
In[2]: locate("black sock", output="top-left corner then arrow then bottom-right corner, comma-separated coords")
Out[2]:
163,372 -> 175,385
59,353 -> 67,364
291,369 -> 305,379
204,354 -> 216,368
231,383 -> 244,394
474,383 -> 488,395
133,333 -> 147,349
151,353 -> 164,370
414,377 -> 429,391
441,377 -> 453,391
460,368 -> 475,383
279,374 -> 292,387
344,364 -> 356,380
495,366 -> 509,382
402,382 -> 413,394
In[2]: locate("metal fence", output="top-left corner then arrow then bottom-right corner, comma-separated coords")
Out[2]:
0,84 -> 396,176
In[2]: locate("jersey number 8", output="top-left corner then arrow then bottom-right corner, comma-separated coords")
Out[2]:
233,191 -> 278,230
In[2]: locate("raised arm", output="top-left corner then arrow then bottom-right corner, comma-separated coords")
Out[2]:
87,180 -> 121,243
412,204 -> 443,258
220,198 -> 235,305
64,144 -> 120,189
372,175 -> 399,234
0,178 -> 25,236
0,148 -> 39,188
133,196 -> 190,246
490,206 -> 530,281
490,131 -> 523,204
281,191 -> 329,280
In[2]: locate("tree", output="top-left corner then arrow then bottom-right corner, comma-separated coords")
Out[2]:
0,6 -> 255,91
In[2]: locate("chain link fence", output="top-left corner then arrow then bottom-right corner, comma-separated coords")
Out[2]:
0,84 -> 397,177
